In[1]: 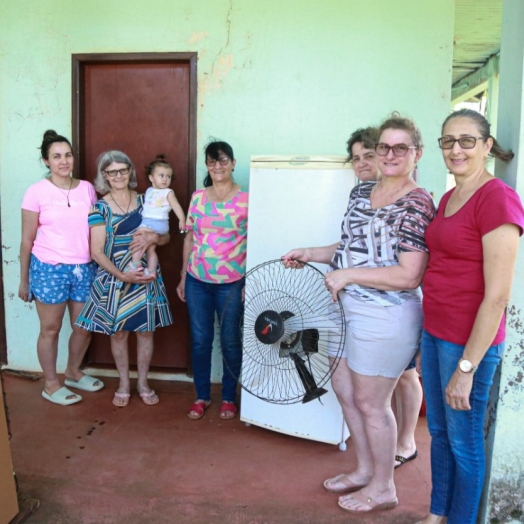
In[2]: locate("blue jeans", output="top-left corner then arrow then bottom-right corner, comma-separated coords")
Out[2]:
421,329 -> 504,524
185,274 -> 243,402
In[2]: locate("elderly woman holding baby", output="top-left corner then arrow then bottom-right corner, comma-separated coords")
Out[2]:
76,150 -> 173,407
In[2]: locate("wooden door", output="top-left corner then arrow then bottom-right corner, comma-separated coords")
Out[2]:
73,53 -> 197,370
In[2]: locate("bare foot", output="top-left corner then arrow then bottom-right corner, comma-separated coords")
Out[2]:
44,380 -> 76,399
339,487 -> 397,512
395,446 -> 418,468
112,391 -> 130,407
338,489 -> 398,513
323,473 -> 370,493
138,388 -> 159,405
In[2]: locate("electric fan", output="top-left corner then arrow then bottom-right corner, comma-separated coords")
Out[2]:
221,259 -> 346,405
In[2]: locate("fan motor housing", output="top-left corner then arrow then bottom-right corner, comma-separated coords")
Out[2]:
254,310 -> 285,344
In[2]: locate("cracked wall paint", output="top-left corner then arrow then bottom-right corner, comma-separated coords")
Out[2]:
200,54 -> 234,98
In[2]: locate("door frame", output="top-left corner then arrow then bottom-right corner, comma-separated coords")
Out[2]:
71,52 -> 197,193
71,52 -> 198,373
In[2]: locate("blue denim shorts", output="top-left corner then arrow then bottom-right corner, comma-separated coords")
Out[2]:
29,254 -> 97,304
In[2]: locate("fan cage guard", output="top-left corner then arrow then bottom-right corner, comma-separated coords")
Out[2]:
220,259 -> 346,405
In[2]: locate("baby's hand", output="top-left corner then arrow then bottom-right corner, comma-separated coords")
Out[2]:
179,221 -> 186,232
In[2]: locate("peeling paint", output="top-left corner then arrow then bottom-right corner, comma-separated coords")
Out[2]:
187,31 -> 208,46
200,53 -> 234,97
501,306 -> 524,403
488,475 -> 524,522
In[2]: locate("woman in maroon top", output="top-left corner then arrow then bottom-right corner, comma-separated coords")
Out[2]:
419,109 -> 524,524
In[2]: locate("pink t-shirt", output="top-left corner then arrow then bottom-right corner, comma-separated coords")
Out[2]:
423,178 -> 524,346
21,179 -> 97,264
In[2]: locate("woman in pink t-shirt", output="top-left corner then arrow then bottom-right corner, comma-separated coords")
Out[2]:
176,140 -> 248,421
419,110 -> 524,524
19,130 -> 103,406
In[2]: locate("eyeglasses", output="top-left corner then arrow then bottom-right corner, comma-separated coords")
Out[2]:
104,168 -> 130,177
205,157 -> 231,167
438,136 -> 484,149
375,143 -> 417,157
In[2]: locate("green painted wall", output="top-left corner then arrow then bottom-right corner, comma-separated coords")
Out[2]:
0,0 -> 454,371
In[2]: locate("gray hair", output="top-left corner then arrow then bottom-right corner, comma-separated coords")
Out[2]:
94,150 -> 138,194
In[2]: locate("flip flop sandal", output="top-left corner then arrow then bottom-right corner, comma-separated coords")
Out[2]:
112,392 -> 130,407
42,387 -> 82,406
187,400 -> 211,420
323,474 -> 367,493
394,450 -> 418,469
65,375 -> 104,392
338,491 -> 399,514
219,401 -> 238,420
139,390 -> 159,405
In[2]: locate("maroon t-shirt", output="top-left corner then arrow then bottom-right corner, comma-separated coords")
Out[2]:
423,178 -> 524,346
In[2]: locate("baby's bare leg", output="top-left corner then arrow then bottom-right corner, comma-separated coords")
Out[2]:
131,243 -> 143,267
146,244 -> 158,273
126,228 -> 151,272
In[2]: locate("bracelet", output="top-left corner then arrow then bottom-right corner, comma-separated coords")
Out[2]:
180,270 -> 187,276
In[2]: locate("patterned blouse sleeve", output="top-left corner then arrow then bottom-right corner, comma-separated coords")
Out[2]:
88,201 -> 107,228
398,189 -> 436,253
185,192 -> 198,230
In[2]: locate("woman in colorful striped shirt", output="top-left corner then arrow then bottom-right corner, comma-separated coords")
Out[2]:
177,140 -> 248,421
76,151 -> 173,408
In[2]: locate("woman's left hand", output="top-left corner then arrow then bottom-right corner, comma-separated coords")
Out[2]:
120,269 -> 156,284
324,269 -> 352,302
445,369 -> 473,411
130,230 -> 160,257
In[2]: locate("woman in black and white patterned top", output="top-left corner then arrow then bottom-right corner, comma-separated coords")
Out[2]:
283,114 -> 435,515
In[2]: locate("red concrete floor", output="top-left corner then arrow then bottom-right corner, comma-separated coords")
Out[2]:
3,373 -> 432,524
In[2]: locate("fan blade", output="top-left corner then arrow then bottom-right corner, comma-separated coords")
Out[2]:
284,312 -> 343,333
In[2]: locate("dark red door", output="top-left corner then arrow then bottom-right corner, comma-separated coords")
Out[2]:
73,54 -> 197,370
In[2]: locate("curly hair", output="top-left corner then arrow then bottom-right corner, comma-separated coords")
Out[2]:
346,127 -> 380,162
378,112 -> 423,149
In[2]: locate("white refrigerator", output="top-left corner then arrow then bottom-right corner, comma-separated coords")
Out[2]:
240,155 -> 357,446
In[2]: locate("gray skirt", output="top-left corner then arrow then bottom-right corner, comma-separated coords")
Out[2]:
334,291 -> 422,378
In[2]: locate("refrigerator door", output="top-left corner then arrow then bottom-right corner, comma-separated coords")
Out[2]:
241,155 -> 356,445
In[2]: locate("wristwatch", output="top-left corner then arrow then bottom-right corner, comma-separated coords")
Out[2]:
459,358 -> 478,374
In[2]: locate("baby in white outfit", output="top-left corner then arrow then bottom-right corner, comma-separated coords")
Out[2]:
126,154 -> 185,276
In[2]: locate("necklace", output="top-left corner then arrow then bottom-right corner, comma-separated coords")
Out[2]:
110,192 -> 132,214
212,184 -> 236,203
371,178 -> 411,207
49,177 -> 73,207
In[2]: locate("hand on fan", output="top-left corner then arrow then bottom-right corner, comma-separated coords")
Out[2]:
281,248 -> 310,268
325,269 -> 353,302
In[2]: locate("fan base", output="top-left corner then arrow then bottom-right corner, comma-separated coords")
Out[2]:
302,387 -> 328,404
